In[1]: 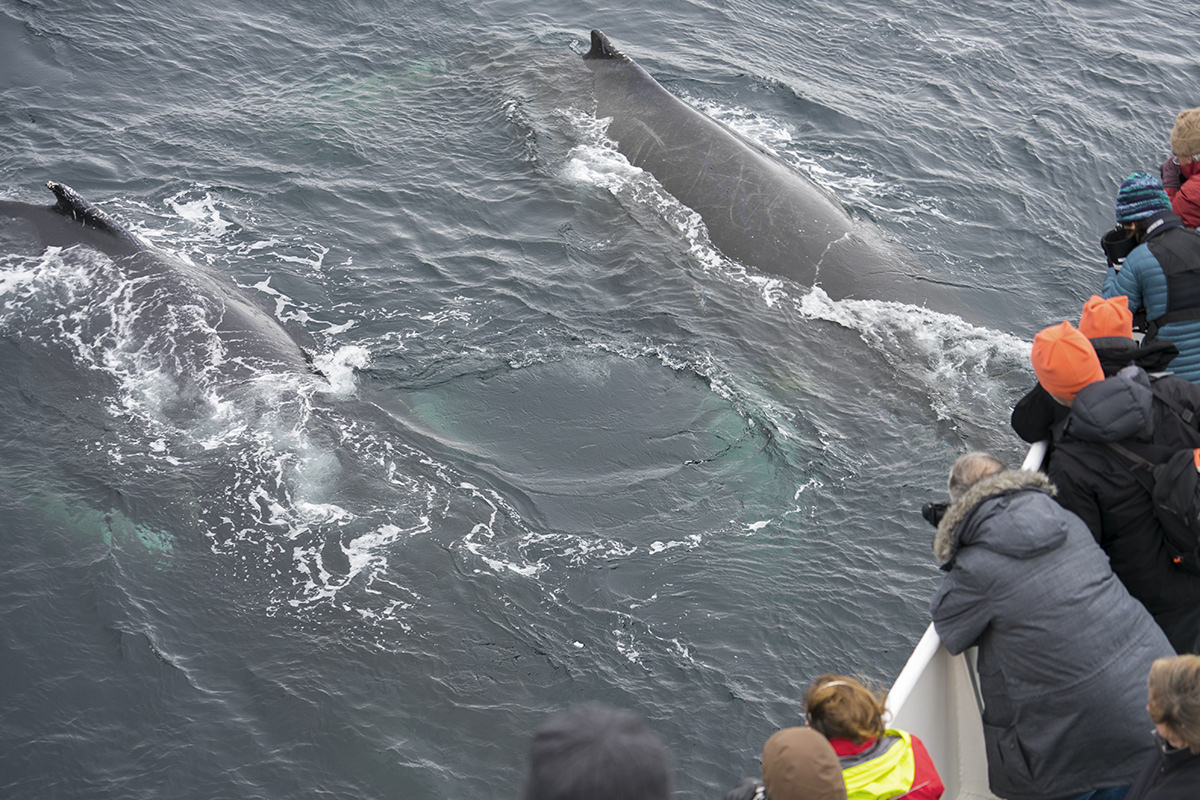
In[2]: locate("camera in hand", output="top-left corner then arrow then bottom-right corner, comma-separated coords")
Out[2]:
922,501 -> 948,528
1100,225 -> 1137,270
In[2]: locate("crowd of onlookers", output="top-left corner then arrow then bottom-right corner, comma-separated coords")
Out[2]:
513,108 -> 1200,800
518,654 -> 1199,800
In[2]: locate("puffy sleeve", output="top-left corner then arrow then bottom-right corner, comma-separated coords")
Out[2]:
1101,256 -> 1146,313
1103,245 -> 1169,321
929,556 -> 994,656
1010,383 -> 1064,444
1174,178 -> 1200,228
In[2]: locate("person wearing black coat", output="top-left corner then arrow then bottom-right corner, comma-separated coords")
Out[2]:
1011,336 -> 1177,444
1011,294 -> 1178,449
1128,740 -> 1200,799
1126,655 -> 1200,800
1043,361 -> 1200,653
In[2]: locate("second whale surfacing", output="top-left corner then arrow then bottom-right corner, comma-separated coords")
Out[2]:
0,181 -> 314,375
583,29 -> 980,321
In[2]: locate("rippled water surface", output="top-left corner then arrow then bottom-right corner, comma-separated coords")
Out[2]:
1,0 -> 1196,797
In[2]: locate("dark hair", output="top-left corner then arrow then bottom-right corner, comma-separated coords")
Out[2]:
524,703 -> 670,800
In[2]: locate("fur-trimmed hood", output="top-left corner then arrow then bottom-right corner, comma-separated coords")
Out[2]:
929,467 -> 1174,800
934,469 -> 1058,566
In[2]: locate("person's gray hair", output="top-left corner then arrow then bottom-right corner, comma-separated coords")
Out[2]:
947,451 -> 1006,503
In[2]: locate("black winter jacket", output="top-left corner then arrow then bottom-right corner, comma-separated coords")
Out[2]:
1011,336 -> 1178,446
1126,735 -> 1200,800
1048,366 -> 1200,619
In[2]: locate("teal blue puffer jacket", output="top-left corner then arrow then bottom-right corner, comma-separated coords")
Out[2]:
1103,241 -> 1200,384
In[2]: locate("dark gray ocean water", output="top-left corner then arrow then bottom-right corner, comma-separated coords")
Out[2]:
1,1 -> 1196,797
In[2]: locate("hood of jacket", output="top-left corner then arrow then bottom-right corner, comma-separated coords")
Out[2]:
1062,365 -> 1155,444
761,727 -> 847,800
1093,337 -> 1179,375
933,469 -> 1060,566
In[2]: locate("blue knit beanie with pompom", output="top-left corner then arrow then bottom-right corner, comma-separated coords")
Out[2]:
1114,171 -> 1171,223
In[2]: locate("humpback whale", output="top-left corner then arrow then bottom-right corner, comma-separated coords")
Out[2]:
583,30 -> 977,318
0,181 -> 312,373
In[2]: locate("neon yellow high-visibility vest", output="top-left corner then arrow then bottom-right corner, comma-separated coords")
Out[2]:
838,729 -> 917,800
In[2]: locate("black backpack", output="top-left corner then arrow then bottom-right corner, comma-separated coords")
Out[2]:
1106,386 -> 1200,575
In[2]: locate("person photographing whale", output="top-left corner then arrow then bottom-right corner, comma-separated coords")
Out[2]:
1101,172 -> 1200,384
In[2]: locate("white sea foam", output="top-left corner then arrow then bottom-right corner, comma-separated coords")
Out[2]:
562,139 -> 645,190
165,190 -> 233,239
0,193 -> 450,627
313,345 -> 370,396
647,534 -> 702,554
562,109 -> 726,273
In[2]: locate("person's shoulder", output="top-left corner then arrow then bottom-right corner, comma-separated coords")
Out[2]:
1044,434 -> 1101,476
1122,242 -> 1161,275
1011,383 -> 1063,443
1178,175 -> 1200,205
1013,481 -> 1081,522
1152,373 -> 1200,402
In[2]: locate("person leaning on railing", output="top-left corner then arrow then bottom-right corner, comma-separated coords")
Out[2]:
1100,172 -> 1200,384
928,449 -> 1173,800
1010,295 -> 1176,458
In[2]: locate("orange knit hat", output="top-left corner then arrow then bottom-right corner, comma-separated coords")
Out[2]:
1031,321 -> 1105,400
1078,295 -> 1133,340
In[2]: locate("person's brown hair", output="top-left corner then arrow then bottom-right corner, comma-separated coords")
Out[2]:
803,674 -> 887,744
1147,655 -> 1200,753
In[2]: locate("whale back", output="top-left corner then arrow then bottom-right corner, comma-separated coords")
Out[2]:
0,182 -> 313,371
582,29 -> 978,318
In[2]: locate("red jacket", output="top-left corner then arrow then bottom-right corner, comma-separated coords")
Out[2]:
829,734 -> 945,800
1167,162 -> 1200,228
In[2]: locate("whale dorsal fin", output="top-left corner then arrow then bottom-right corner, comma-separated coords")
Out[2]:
46,181 -> 126,236
585,29 -> 626,61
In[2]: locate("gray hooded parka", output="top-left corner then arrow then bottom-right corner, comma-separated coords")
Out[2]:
931,469 -> 1173,800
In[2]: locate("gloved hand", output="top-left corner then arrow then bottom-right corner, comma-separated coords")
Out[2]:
1163,156 -> 1183,193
